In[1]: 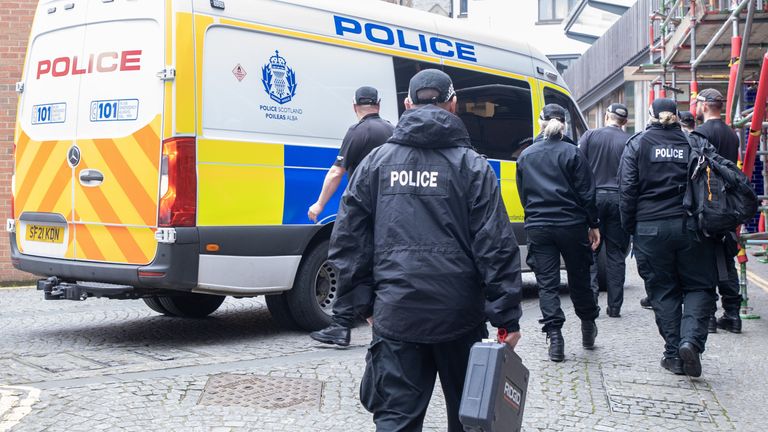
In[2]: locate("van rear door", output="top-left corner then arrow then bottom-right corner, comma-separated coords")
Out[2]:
15,0 -> 165,265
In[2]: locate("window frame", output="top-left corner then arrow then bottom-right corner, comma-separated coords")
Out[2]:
537,0 -> 577,24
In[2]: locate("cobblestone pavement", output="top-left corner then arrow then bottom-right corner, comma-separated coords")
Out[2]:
1,258 -> 767,431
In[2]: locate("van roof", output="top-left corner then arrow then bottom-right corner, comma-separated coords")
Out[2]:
277,0 -> 561,85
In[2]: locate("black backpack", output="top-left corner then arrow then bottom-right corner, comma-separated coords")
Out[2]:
683,132 -> 758,238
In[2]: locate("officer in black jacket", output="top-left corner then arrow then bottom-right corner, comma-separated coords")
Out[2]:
517,104 -> 601,363
329,69 -> 523,432
695,88 -> 742,334
619,98 -> 717,378
579,103 -> 632,317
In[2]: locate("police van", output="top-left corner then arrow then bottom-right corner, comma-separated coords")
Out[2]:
11,0 -> 586,330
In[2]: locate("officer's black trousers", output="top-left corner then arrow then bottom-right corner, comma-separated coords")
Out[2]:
715,236 -> 742,316
589,192 -> 630,310
633,218 -> 717,358
526,225 -> 600,332
360,325 -> 487,432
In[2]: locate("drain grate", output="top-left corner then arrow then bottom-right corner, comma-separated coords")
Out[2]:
198,374 -> 323,410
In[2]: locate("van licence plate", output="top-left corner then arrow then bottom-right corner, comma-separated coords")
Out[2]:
25,224 -> 64,244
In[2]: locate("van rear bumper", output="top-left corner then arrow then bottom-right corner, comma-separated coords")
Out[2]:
9,227 -> 200,291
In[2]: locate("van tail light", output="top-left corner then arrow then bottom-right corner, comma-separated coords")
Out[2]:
159,137 -> 196,227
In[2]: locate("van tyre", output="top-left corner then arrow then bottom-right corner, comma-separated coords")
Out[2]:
286,240 -> 334,331
143,296 -> 175,316
265,293 -> 302,330
157,293 -> 225,318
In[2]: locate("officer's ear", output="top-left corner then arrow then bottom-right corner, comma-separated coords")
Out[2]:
446,95 -> 458,114
404,97 -> 414,111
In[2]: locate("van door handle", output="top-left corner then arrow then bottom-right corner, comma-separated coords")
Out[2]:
79,169 -> 104,186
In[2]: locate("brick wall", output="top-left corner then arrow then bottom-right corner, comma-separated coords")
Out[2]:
0,1 -> 37,282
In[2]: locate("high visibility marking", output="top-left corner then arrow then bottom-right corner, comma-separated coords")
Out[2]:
106,225 -> 149,263
73,218 -> 105,262
92,137 -> 156,226
176,12 -> 196,134
15,141 -> 65,214
37,159 -> 70,213
132,120 -> 161,170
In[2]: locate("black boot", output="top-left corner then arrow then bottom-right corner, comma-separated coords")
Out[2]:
717,313 -> 742,334
606,306 -> 621,318
581,320 -> 597,349
640,297 -> 652,310
678,342 -> 702,378
546,329 -> 565,362
310,323 -> 351,347
707,315 -> 718,333
660,357 -> 684,375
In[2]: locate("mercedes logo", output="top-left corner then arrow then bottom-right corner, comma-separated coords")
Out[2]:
67,145 -> 81,167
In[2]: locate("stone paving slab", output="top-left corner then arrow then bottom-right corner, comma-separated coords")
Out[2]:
0,259 -> 766,431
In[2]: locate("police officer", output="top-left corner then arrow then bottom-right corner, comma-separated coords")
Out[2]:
329,69 -> 523,431
579,103 -> 631,318
307,86 -> 394,224
619,98 -> 717,377
679,110 -> 696,134
308,86 -> 394,347
517,104 -> 601,363
695,88 -> 742,334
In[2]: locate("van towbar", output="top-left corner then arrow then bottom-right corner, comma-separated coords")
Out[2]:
37,276 -> 137,301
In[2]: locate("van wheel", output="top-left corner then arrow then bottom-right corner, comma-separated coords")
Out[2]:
143,296 -> 175,316
286,240 -> 334,331
265,293 -> 302,330
157,293 -> 226,318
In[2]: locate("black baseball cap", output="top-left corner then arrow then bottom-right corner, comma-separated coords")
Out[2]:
607,103 -> 628,119
539,104 -> 566,122
649,98 -> 678,119
679,110 -> 695,127
354,86 -> 380,105
696,88 -> 724,103
408,69 -> 456,105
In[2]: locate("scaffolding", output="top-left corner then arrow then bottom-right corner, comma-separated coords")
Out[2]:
640,0 -> 768,319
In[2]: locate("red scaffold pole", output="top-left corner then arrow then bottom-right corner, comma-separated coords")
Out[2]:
741,52 -> 768,179
726,35 -> 742,126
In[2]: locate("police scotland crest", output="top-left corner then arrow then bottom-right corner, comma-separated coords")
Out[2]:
261,50 -> 297,104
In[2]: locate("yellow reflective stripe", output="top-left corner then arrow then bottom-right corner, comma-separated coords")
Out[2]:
163,0 -> 173,139
499,161 -> 524,223
198,164 -> 285,226
530,78 -> 543,136
198,139 -> 283,166
175,12 -> 196,134
195,14 -> 214,134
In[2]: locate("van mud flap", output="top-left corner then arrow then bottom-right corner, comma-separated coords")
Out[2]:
37,276 -> 137,301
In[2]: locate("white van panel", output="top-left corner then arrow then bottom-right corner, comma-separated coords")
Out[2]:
21,25 -> 87,142
202,26 -> 398,145
75,19 -> 164,140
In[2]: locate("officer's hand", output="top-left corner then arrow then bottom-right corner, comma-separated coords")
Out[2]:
589,228 -> 601,251
504,332 -> 521,350
308,202 -> 323,223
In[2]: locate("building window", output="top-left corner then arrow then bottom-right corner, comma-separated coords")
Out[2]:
538,0 -> 577,23
458,0 -> 468,17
